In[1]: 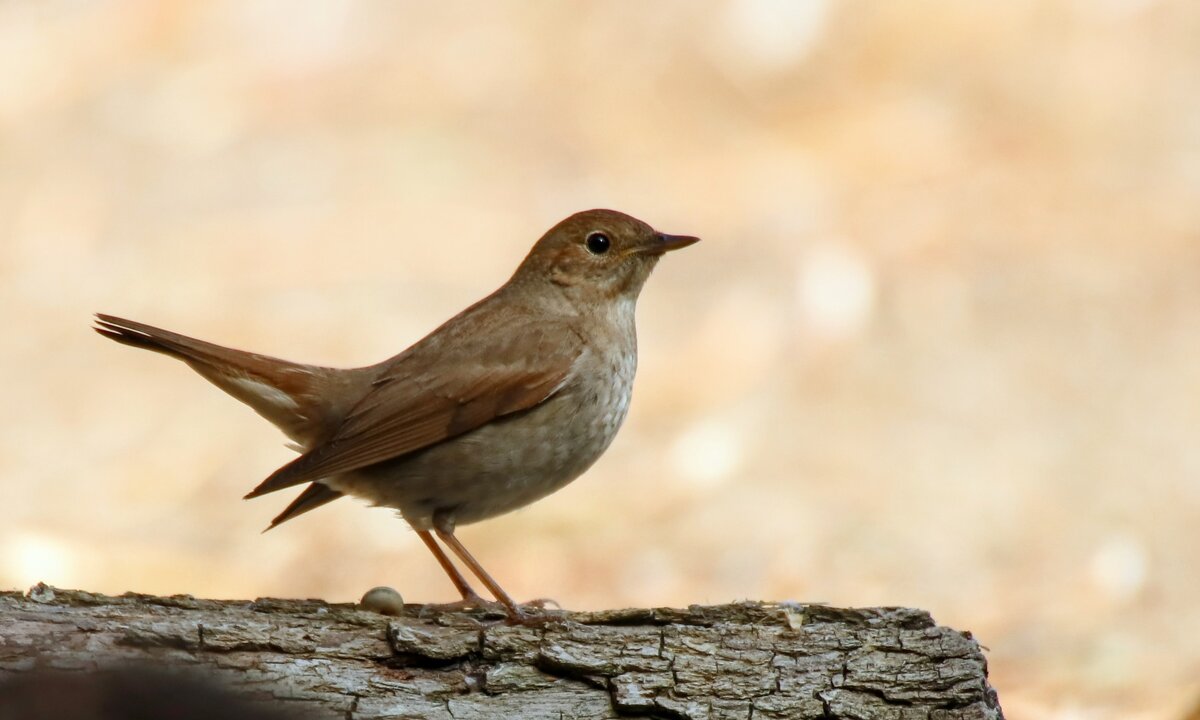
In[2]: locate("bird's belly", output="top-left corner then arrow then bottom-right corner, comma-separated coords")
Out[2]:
326,382 -> 631,530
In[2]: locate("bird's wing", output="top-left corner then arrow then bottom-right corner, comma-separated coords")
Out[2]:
245,309 -> 583,498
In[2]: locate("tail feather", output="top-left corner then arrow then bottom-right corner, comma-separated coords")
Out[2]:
94,313 -> 325,445
95,313 -> 307,383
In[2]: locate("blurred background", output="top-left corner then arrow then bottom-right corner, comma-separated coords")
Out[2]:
2,1 -> 1198,718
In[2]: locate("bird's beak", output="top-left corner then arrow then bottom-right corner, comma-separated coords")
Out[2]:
645,232 -> 701,255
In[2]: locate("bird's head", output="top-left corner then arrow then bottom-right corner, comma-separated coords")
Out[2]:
512,209 -> 699,305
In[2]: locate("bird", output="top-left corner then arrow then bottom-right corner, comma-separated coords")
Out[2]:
94,208 -> 699,620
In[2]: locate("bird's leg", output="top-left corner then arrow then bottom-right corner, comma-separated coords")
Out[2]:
414,529 -> 494,608
432,517 -> 524,620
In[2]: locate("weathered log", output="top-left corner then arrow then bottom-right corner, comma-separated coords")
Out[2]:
0,584 -> 1003,719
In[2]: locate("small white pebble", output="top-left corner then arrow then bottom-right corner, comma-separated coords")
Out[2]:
359,586 -> 404,616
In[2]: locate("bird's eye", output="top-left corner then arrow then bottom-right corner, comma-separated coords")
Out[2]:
585,232 -> 611,255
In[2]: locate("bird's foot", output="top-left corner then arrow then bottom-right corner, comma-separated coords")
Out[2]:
418,595 -> 565,625
418,593 -> 508,618
501,599 -> 566,626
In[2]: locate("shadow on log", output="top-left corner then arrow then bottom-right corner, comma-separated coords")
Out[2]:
1,584 -> 1003,719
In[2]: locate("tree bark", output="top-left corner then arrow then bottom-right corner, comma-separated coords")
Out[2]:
1,584 -> 1002,719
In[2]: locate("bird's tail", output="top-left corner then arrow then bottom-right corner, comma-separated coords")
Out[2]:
93,313 -> 329,446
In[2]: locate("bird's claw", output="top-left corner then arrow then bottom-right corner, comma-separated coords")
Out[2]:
418,594 -> 507,618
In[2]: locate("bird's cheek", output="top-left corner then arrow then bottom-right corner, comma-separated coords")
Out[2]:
548,263 -> 582,287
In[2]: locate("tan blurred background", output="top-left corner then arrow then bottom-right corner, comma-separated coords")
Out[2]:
2,1 -> 1199,718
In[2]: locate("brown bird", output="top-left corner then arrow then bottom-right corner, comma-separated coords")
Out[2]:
95,209 -> 698,620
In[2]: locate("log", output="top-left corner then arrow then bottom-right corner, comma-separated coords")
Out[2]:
0,584 -> 1003,719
